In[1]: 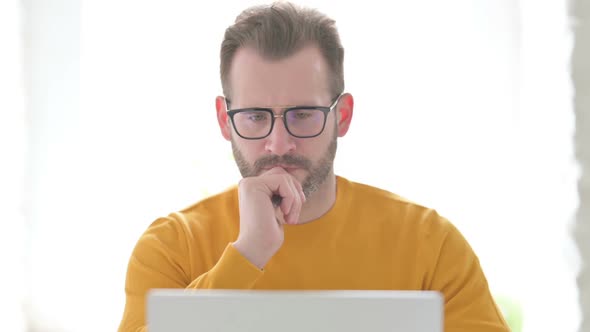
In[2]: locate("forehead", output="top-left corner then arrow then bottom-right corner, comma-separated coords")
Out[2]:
228,45 -> 331,107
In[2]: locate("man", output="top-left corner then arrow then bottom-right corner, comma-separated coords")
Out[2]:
118,2 -> 509,331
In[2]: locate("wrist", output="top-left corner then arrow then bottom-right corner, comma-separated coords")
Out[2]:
232,240 -> 272,270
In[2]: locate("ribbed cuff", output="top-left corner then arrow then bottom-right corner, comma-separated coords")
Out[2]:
197,243 -> 264,289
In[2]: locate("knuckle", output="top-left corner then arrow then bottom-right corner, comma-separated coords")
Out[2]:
238,177 -> 253,188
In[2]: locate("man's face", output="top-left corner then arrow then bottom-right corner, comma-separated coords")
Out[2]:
218,45 -> 341,198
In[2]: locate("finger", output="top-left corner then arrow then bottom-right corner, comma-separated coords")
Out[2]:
262,168 -> 302,223
262,167 -> 292,211
291,177 -> 306,204
285,176 -> 305,212
285,177 -> 302,224
276,177 -> 296,218
274,206 -> 287,225
263,166 -> 289,176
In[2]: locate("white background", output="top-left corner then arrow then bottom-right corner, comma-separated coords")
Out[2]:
0,0 -> 579,331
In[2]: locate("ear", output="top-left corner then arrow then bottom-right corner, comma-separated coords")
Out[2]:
216,96 -> 232,141
336,93 -> 354,137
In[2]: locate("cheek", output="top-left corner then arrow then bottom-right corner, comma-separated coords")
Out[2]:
300,135 -> 330,158
236,139 -> 267,160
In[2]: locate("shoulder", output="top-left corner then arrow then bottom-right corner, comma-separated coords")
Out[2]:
135,186 -> 239,253
128,186 -> 239,277
175,185 -> 239,227
342,177 -> 417,207
339,176 -> 454,236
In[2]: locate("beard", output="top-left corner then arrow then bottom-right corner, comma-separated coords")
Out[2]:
231,133 -> 337,199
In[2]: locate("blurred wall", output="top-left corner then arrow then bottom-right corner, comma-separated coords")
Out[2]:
572,0 -> 590,330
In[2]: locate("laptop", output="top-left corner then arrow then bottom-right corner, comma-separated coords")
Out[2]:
147,289 -> 443,332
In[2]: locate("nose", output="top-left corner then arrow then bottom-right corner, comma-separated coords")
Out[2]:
264,117 -> 296,155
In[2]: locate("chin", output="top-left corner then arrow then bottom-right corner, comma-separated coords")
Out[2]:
289,168 -> 308,178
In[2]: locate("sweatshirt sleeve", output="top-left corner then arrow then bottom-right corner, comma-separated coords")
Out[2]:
424,215 -> 510,332
117,216 -> 263,332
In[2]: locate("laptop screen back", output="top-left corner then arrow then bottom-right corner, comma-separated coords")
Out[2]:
147,289 -> 443,332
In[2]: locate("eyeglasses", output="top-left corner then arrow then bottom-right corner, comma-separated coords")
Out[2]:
225,94 -> 341,140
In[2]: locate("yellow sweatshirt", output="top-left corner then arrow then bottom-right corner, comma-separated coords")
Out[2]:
118,176 -> 509,331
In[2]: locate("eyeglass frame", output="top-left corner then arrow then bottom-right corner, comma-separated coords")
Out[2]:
224,94 -> 342,140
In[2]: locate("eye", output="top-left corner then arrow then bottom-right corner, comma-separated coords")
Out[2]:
291,110 -> 315,119
245,111 -> 268,122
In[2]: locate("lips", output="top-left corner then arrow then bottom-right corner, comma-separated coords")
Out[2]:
254,155 -> 312,174
263,165 -> 300,171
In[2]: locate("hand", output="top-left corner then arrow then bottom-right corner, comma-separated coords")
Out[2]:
232,167 -> 306,269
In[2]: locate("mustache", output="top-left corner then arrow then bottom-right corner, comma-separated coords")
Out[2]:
253,154 -> 312,173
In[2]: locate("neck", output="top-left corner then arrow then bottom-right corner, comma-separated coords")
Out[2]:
298,172 -> 337,224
